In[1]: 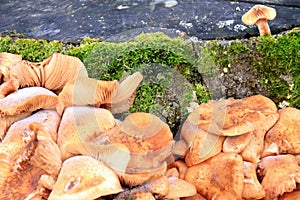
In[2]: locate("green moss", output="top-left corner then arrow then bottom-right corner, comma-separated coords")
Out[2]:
1,29 -> 299,133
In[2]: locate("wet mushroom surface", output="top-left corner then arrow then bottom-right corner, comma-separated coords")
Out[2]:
1,52 -> 300,200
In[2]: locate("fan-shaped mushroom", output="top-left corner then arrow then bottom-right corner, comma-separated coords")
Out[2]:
48,155 -> 123,200
56,72 -> 143,115
0,110 -> 60,199
257,154 -> 300,199
0,78 -> 19,98
242,4 -> 276,35
0,52 -> 22,84
185,152 -> 244,199
87,112 -> 174,186
57,106 -> 116,161
242,161 -> 265,199
263,107 -> 300,156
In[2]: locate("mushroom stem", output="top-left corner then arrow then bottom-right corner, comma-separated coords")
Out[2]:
256,19 -> 271,35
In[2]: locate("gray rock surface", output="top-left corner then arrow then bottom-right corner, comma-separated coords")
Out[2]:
1,0 -> 299,42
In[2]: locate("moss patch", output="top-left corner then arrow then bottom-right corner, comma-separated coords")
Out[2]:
1,29 -> 299,133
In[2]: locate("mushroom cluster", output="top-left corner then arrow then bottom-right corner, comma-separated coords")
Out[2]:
1,52 -> 300,199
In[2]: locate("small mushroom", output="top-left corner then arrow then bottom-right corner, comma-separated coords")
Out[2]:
242,4 -> 277,35
185,152 -> 244,199
242,161 -> 266,199
56,72 -> 143,115
263,107 -> 300,156
57,106 -> 116,160
257,154 -> 300,199
48,155 -> 123,200
0,52 -> 22,84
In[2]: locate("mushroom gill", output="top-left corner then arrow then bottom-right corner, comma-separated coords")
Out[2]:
185,152 -> 244,199
56,72 -> 143,116
0,86 -> 58,117
258,154 -> 300,199
39,52 -> 88,92
48,155 -> 123,200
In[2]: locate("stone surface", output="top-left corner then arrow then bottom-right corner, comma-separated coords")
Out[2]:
0,0 -> 299,42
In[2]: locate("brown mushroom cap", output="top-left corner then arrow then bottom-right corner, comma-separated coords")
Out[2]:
185,152 -> 244,199
242,161 -> 266,199
279,190 -> 300,200
263,107 -> 300,155
242,4 -> 276,26
57,106 -> 116,161
257,154 -> 300,199
185,95 -> 277,137
167,177 -> 197,199
48,155 -> 123,200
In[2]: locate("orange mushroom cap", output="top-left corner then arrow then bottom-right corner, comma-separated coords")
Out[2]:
242,5 -> 276,26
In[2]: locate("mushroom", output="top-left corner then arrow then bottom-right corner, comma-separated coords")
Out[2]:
167,177 -> 197,199
186,95 -> 277,137
242,161 -> 266,199
0,86 -> 58,116
0,87 -> 58,139
88,112 -> 174,186
263,107 -> 300,156
240,112 -> 279,163
7,52 -> 88,95
0,52 -> 22,84
56,71 -> 143,115
242,4 -> 277,35
185,152 -> 244,199
257,154 -> 300,199
48,155 -> 123,200
181,193 -> 207,200
223,132 -> 252,153
0,110 -> 60,199
57,106 -> 116,161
